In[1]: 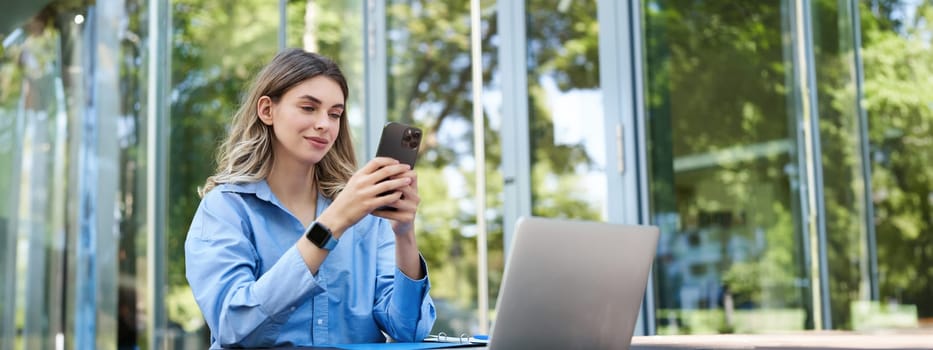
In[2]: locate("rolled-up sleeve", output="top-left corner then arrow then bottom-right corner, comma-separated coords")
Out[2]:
185,191 -> 323,348
371,219 -> 437,342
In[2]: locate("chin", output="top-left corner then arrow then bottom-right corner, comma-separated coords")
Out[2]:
302,157 -> 324,166
303,154 -> 326,165
299,147 -> 332,165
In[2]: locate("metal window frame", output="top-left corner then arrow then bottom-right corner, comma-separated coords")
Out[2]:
788,0 -> 833,330
364,0 -> 388,160
597,0 -> 654,336
349,0 -> 869,337
0,31 -> 28,350
497,0 -> 532,260
74,2 -> 122,348
847,0 -> 879,302
146,0 -> 171,348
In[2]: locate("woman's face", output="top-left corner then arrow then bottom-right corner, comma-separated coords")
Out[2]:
260,75 -> 345,166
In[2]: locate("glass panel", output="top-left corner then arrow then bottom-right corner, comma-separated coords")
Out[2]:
0,4 -> 81,349
643,1 -> 811,334
116,0 -> 150,348
0,19 -> 27,350
287,0 -> 366,165
0,1 -> 149,348
526,0 -> 606,222
478,0 -> 501,328
167,0 -> 280,347
810,0 -> 873,330
861,0 -> 933,332
385,0 -> 501,335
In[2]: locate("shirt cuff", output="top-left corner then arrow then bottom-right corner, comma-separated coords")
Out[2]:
251,246 -> 323,318
391,255 -> 431,316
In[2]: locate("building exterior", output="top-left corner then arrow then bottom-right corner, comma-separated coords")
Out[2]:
1,0 -> 930,349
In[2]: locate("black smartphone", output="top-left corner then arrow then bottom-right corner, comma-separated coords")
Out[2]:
374,122 -> 422,210
375,121 -> 422,168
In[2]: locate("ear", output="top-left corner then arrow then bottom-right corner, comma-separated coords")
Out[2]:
257,96 -> 274,125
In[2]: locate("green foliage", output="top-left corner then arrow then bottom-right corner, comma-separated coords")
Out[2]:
860,0 -> 933,319
644,1 -> 807,333
384,0 -> 605,331
811,0 -> 876,329
166,0 -> 281,328
162,0 -> 933,337
383,2 -> 493,326
645,1 -> 788,155
645,0 -> 933,332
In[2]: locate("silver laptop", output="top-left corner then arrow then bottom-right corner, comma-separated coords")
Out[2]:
488,216 -> 660,350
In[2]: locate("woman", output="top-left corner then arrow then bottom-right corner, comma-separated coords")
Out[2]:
185,49 -> 435,348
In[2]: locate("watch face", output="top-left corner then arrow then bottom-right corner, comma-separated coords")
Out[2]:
305,222 -> 331,248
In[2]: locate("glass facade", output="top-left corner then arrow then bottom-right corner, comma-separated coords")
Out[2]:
861,0 -> 933,330
811,0 -> 875,330
1,1 -> 151,349
0,0 -> 930,349
526,0 -> 607,222
643,0 -> 812,333
384,0 -> 501,334
165,0 -> 280,346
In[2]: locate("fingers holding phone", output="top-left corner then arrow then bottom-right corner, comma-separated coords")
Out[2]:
367,158 -> 413,199
321,158 -> 410,230
373,169 -> 419,230
369,122 -> 423,235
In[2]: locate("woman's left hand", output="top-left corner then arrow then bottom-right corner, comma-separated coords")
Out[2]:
372,169 -> 419,236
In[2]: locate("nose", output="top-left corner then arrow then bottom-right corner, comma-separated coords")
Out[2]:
313,112 -> 329,130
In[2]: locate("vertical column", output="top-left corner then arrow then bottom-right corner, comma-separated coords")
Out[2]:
21,34 -> 69,350
49,72 -> 69,350
74,2 -> 122,348
845,0 -> 879,302
0,40 -> 27,350
279,0 -> 287,51
597,0 -> 655,336
788,0 -> 832,330
468,0 -> 489,333
74,8 -> 99,348
146,0 -> 171,348
631,0 -> 656,336
497,0 -> 531,257
363,0 -> 387,160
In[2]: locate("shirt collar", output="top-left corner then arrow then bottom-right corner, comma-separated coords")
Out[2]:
218,180 -> 274,202
218,179 -> 332,216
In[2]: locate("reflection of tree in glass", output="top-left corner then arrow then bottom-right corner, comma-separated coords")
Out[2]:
814,0 -> 933,329
643,0 -> 806,333
383,0 -> 604,331
641,0 -> 933,331
384,2 -> 499,329
167,0 -> 280,333
860,0 -> 933,322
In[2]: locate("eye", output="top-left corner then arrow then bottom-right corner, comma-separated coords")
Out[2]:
329,113 -> 341,119
301,106 -> 316,112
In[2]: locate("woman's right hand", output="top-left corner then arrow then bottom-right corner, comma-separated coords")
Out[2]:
315,157 -> 412,238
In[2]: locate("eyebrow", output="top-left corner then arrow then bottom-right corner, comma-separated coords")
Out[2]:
298,95 -> 344,110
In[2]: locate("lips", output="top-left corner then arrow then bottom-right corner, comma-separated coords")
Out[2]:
305,136 -> 329,148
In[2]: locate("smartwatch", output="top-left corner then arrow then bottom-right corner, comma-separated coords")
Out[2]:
304,221 -> 338,251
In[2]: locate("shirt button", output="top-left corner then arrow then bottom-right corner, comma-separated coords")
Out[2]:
290,306 -> 296,311
317,319 -> 324,325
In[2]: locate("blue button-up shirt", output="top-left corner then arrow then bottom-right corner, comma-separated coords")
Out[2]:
185,180 -> 436,349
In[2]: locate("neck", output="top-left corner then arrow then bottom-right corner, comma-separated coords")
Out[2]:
266,153 -> 317,208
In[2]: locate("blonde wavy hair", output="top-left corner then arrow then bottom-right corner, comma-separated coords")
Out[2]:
199,49 -> 356,199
